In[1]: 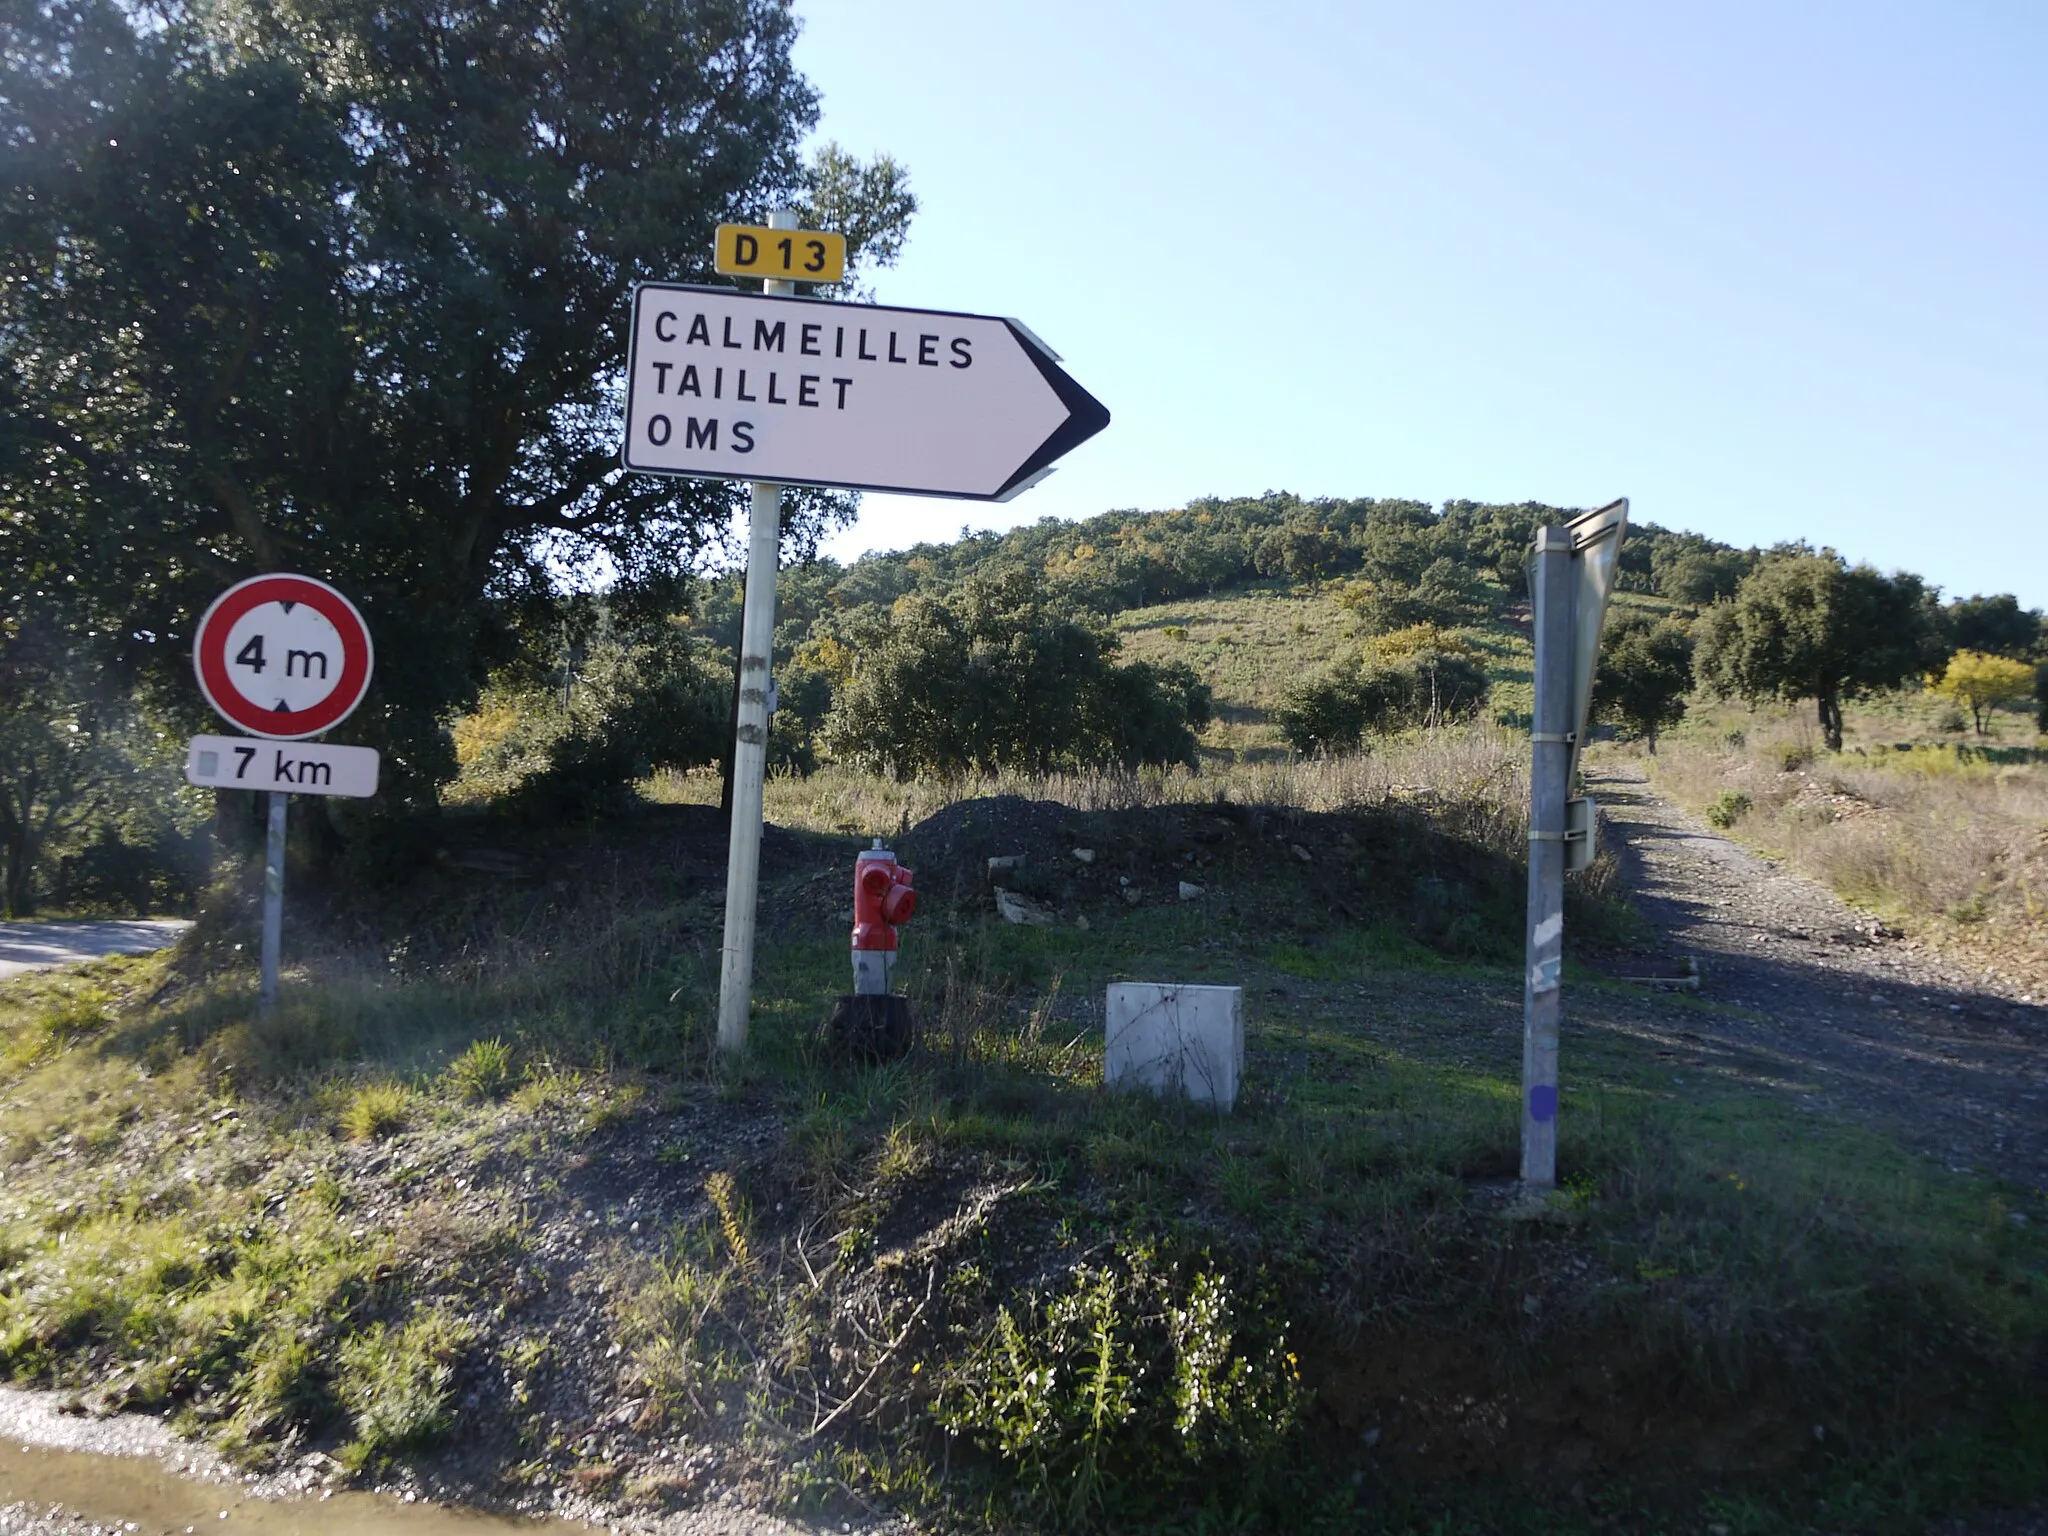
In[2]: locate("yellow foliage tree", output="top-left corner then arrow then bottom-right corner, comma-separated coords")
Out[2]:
1366,623 -> 1480,662
1929,650 -> 2035,734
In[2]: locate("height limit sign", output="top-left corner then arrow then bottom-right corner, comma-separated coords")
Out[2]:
192,573 -> 375,740
186,572 -> 379,796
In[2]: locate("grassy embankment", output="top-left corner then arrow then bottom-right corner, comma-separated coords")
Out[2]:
1638,692 -> 2047,992
3,578 -> 2045,1529
2,715 -> 2045,1532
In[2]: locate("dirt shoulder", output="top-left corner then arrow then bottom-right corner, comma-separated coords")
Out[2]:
1588,761 -> 2048,1193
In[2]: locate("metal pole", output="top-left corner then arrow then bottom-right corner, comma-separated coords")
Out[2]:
260,789 -> 286,1018
1521,527 -> 1575,1189
715,208 -> 798,1058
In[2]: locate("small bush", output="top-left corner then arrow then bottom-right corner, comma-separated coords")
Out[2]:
1705,790 -> 1752,829
1277,636 -> 1489,754
342,1081 -> 411,1141
444,1038 -> 516,1103
938,1252 -> 1300,1528
448,607 -> 728,816
336,1310 -> 473,1465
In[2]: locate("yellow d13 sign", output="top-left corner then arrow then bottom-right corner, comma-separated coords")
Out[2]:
715,223 -> 845,284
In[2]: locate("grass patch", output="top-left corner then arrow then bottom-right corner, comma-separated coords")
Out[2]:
336,1308 -> 475,1467
443,1037 -> 517,1103
341,1080 -> 412,1141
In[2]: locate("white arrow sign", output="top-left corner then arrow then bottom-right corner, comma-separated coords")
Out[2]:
621,286 -> 1109,500
185,735 -> 380,798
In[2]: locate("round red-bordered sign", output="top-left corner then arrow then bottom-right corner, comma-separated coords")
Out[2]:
193,574 -> 375,740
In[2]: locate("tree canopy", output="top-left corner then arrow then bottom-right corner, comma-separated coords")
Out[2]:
1944,594 -> 2042,662
1590,611 -> 1693,752
821,571 -> 1212,779
1692,547 -> 1946,751
1929,650 -> 2036,736
2,0 -> 912,813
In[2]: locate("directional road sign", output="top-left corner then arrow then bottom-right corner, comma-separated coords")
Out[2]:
621,286 -> 1110,500
715,223 -> 846,285
192,573 -> 374,740
185,735 -> 380,798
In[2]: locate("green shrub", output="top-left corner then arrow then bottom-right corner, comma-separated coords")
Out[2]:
938,1252 -> 1299,1528
1277,632 -> 1489,754
451,604 -> 727,817
1705,790 -> 1752,829
824,570 -> 1212,777
336,1310 -> 473,1465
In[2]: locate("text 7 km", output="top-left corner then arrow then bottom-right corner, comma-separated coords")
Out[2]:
227,746 -> 334,787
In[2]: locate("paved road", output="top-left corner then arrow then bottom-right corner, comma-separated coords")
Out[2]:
0,920 -> 192,981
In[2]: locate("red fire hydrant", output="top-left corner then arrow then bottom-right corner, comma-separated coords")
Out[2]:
851,840 -> 916,996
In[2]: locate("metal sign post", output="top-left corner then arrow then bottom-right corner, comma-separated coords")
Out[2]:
1521,527 -> 1574,1188
1520,499 -> 1628,1190
260,790 -> 286,1015
715,211 -> 796,1058
627,219 -> 1111,1060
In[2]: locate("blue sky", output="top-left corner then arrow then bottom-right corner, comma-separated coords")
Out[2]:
787,1 -> 2045,606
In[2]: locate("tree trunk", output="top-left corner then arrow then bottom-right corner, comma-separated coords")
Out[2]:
1818,692 -> 1844,752
2,838 -> 32,918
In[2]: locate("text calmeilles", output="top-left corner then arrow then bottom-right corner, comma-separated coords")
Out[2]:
621,286 -> 1108,501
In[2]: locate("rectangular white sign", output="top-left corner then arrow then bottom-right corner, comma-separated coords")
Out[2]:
621,285 -> 1108,501
185,735 -> 380,798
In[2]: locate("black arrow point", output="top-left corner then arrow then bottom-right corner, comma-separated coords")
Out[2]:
994,323 -> 1111,500
279,600 -> 297,613
274,700 -> 291,713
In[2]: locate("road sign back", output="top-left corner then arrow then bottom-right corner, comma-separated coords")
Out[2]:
715,223 -> 846,285
193,573 -> 374,739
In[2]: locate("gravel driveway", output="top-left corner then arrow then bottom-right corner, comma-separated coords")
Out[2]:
1590,763 -> 2048,1193
0,921 -> 193,982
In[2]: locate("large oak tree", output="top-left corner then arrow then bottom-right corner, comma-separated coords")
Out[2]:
1693,546 -> 1946,751
2,0 -> 910,811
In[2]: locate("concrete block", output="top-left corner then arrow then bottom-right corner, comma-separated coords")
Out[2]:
1105,982 -> 1243,1112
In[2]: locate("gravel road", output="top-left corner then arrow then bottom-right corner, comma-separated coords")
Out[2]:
1590,761 -> 2048,1193
0,921 -> 193,982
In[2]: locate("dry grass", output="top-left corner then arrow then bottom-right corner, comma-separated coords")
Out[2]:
645,724 -> 1531,848
1642,701 -> 2048,989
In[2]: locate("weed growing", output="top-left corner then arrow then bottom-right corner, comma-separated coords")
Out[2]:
444,1037 -> 517,1103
